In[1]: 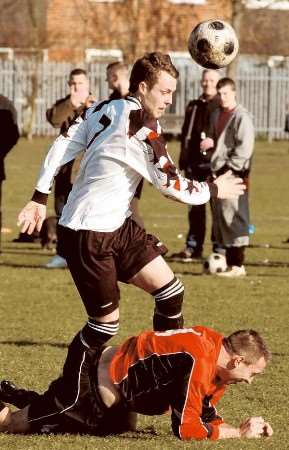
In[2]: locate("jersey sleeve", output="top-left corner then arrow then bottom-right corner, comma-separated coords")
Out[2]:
124,110 -> 210,206
171,370 -> 225,441
35,116 -> 88,194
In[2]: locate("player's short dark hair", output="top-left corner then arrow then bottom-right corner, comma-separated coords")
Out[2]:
223,329 -> 271,364
129,52 -> 179,94
69,68 -> 87,82
106,61 -> 128,73
217,77 -> 236,91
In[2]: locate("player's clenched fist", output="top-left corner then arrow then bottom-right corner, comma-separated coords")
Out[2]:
239,416 -> 273,438
17,201 -> 46,234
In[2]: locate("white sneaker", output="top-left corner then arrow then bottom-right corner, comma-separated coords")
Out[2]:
44,254 -> 67,269
217,265 -> 246,278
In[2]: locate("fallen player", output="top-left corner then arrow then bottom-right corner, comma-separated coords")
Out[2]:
0,325 -> 273,440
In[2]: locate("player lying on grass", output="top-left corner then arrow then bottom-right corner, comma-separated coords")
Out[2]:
0,326 -> 273,441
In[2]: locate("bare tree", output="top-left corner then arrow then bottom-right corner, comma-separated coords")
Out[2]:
21,1 -> 47,139
227,0 -> 286,78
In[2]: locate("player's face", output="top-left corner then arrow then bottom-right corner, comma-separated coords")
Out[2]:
201,71 -> 219,98
139,70 -> 177,119
69,74 -> 89,93
219,356 -> 266,386
218,85 -> 236,109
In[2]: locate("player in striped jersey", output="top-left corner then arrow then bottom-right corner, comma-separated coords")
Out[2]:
17,53 -> 245,411
0,326 -> 272,440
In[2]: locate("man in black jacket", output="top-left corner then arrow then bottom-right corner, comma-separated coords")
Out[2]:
171,69 -> 220,261
0,94 -> 19,252
45,68 -> 95,268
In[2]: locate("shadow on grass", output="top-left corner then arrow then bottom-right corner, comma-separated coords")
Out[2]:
248,244 -> 289,250
117,426 -> 160,439
167,258 -> 289,268
0,340 -> 67,349
1,249 -> 52,257
272,352 -> 289,358
0,262 -> 66,269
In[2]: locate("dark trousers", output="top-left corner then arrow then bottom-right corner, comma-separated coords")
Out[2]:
186,203 -> 206,254
226,246 -> 245,267
185,167 -> 214,255
54,184 -> 72,257
0,181 -> 2,253
186,199 -> 216,255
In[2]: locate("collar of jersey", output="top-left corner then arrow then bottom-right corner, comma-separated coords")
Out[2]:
127,96 -> 142,109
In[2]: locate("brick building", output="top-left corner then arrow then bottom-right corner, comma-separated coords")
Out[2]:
1,1 -> 289,63
0,0 -> 230,62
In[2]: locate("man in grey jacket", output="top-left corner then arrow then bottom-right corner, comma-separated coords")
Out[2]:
201,77 -> 255,277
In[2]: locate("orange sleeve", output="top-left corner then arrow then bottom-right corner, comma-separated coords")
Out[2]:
176,380 -> 220,440
172,361 -> 225,441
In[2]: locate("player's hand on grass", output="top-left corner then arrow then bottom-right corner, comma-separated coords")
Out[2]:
239,417 -> 273,438
213,170 -> 246,199
17,201 -> 46,234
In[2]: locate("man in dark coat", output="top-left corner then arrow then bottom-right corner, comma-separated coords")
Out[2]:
0,94 -> 19,251
171,69 -> 220,261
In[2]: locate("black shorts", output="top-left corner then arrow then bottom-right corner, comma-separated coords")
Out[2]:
28,346 -> 107,434
28,343 -> 135,436
58,217 -> 168,317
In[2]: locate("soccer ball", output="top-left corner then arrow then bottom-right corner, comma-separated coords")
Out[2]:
188,19 -> 239,69
203,252 -> 227,275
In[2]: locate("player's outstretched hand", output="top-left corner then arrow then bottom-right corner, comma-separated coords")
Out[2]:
213,170 -> 246,199
17,201 -> 46,234
239,416 -> 273,439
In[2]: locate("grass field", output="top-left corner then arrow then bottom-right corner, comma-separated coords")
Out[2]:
0,137 -> 288,450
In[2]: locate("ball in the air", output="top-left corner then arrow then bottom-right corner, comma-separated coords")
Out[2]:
188,19 -> 239,69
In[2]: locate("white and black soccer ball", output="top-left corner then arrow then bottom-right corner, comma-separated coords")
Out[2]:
203,252 -> 227,275
188,19 -> 239,69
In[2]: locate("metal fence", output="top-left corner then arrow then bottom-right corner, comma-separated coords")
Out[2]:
0,59 -> 289,139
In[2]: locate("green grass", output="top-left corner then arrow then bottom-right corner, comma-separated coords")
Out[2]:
0,137 -> 289,449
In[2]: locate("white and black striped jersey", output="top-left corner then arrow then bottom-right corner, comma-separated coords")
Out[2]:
35,96 -> 210,232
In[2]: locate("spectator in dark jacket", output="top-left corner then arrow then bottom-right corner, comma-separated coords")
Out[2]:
171,70 -> 220,261
0,95 -> 19,251
45,68 -> 96,268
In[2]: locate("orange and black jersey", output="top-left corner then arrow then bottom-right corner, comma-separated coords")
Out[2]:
110,326 -> 226,441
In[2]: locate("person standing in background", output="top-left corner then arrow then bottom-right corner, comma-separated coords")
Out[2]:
106,62 -> 130,100
45,68 -> 96,268
201,77 -> 255,277
106,61 -> 144,228
171,69 -> 220,262
0,94 -> 19,252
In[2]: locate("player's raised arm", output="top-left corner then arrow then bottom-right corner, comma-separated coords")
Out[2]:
124,123 -> 245,205
17,116 -> 87,234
